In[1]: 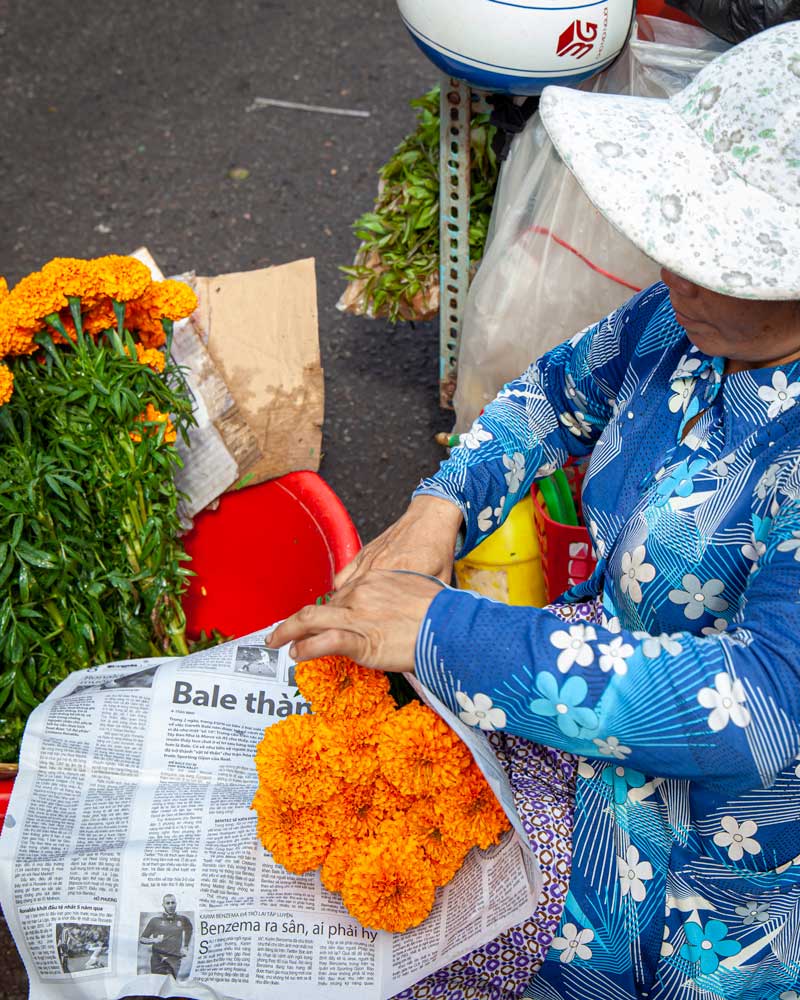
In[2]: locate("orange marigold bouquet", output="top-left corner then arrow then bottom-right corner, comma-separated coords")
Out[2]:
252,655 -> 510,933
0,255 -> 198,759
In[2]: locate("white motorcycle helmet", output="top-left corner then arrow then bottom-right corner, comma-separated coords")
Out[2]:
397,0 -> 636,95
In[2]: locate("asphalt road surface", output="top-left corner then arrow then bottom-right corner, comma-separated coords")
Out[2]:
0,0 -> 453,991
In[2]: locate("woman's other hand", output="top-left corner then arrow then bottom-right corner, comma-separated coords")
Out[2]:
334,494 -> 463,590
266,569 -> 443,672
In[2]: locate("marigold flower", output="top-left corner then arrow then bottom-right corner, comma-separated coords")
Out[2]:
0,258 -> 120,353
124,279 -> 197,348
0,363 -> 14,407
82,300 -> 118,337
434,762 -> 510,850
0,277 -> 8,300
342,835 -> 435,933
41,257 -> 104,305
371,775 -> 417,821
295,655 -> 392,719
428,842 -> 471,888
128,315 -> 166,349
321,836 -> 360,894
132,342 -> 166,373
255,715 -> 340,808
130,403 -> 177,445
7,268 -> 68,323
0,281 -> 52,355
313,710 -> 390,785
377,701 -> 472,797
252,787 -> 331,875
5,327 -> 39,356
405,797 -> 471,886
152,279 -> 198,320
94,255 -> 151,302
324,781 -> 392,841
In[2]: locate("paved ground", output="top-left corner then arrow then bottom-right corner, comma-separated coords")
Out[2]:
0,0 -> 452,991
0,0 -> 452,541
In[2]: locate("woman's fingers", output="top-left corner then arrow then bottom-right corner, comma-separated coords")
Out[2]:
287,628 -> 370,664
333,552 -> 365,590
266,570 -> 443,673
267,601 -> 353,650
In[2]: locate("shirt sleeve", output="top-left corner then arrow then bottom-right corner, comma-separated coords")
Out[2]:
181,916 -> 193,945
415,499 -> 800,794
413,283 -> 668,557
141,919 -> 156,939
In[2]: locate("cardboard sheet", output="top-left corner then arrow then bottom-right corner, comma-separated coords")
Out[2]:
193,257 -> 324,485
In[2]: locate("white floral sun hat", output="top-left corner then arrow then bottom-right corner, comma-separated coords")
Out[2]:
539,22 -> 800,300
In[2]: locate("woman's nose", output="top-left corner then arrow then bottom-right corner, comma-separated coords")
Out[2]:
660,267 -> 698,298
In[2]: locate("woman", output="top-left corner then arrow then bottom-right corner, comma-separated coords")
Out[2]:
270,23 -> 800,1000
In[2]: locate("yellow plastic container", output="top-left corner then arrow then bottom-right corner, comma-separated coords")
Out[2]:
454,495 -> 547,606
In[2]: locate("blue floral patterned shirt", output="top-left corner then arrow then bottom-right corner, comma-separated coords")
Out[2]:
414,282 -> 800,1000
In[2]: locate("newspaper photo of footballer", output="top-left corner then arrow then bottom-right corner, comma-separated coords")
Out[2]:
55,922 -> 110,974
137,894 -> 194,979
65,664 -> 160,697
234,645 -> 279,678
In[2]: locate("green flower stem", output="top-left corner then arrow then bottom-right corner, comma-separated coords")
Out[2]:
67,296 -> 84,346
0,325 -> 196,759
113,299 -> 125,337
43,600 -> 65,631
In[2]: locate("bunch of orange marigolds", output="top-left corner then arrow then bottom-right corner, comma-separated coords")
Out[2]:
0,254 -> 196,438
252,655 -> 510,933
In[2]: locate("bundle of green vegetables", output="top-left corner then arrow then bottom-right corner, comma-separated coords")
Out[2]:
339,87 -> 498,323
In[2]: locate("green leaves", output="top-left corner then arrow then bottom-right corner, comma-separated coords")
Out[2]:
16,541 -> 58,569
0,332 -> 196,759
341,86 -> 498,323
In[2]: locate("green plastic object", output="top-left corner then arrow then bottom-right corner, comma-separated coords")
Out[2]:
538,469 -> 579,526
552,468 -> 579,526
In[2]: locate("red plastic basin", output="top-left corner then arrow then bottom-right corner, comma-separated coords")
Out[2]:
181,470 -> 361,639
0,780 -> 12,832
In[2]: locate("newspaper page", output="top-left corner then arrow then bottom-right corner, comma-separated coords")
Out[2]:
0,630 -> 541,1000
169,315 -> 248,523
130,246 -> 263,522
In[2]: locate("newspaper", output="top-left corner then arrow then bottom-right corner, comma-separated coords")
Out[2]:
130,247 -> 263,523
0,629 -> 541,1000
170,313 -> 244,523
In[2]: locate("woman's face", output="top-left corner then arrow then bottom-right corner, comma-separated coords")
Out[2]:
660,268 -> 800,373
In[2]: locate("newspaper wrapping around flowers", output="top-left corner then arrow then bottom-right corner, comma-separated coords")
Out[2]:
0,626 -> 541,1000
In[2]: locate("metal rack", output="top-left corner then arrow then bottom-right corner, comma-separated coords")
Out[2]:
438,77 -> 490,409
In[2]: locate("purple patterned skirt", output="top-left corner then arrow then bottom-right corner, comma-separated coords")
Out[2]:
393,599 -> 602,1000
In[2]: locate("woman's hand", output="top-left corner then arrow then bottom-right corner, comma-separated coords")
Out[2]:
334,494 -> 463,590
266,569 -> 444,672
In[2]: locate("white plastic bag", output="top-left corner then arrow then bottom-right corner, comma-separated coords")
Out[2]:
452,16 -> 728,430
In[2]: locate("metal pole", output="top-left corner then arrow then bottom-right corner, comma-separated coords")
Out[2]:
438,76 -> 472,410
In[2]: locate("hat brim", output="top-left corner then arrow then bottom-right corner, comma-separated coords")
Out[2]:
539,86 -> 800,300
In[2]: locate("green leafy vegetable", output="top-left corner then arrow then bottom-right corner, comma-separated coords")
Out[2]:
340,86 -> 498,323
